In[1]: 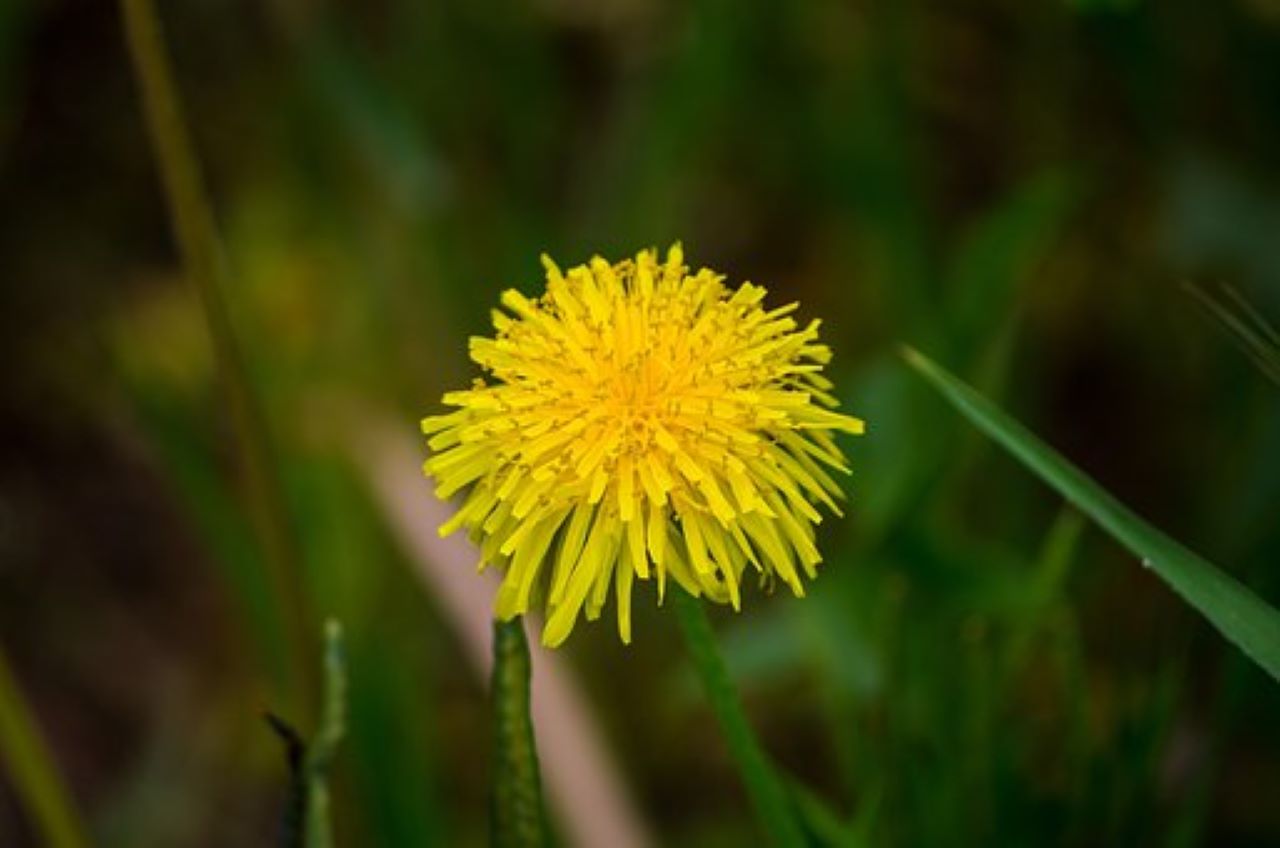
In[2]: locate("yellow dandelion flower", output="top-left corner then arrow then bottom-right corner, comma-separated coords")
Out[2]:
423,245 -> 865,647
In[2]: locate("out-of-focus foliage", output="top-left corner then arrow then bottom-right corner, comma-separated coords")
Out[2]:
1,0 -> 1279,845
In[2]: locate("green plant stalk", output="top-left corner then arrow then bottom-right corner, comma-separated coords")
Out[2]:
118,0 -> 316,712
490,618 -> 548,848
902,345 -> 1280,682
0,644 -> 90,848
672,590 -> 806,848
304,619 -> 348,848
265,619 -> 347,848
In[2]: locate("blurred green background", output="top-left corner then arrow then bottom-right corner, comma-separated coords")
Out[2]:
2,0 -> 1280,845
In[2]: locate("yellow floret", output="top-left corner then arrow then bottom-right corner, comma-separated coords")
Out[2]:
423,244 -> 864,647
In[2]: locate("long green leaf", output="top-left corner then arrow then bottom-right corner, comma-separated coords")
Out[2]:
902,346 -> 1280,682
120,0 -> 316,715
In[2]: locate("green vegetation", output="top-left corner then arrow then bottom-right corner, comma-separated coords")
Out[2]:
1,1 -> 1278,845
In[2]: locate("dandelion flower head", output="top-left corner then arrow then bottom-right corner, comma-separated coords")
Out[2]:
423,245 -> 864,647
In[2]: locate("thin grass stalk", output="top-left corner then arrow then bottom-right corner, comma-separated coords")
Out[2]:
118,0 -> 316,712
491,618 -> 548,848
265,619 -> 347,848
672,590 -> 806,848
0,644 -> 90,848
1185,283 -> 1280,386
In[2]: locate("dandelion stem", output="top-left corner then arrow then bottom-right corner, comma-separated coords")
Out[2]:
118,0 -> 316,714
490,618 -> 548,848
673,590 -> 806,848
0,643 -> 90,848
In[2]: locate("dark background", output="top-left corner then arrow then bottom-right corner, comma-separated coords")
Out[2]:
1,0 -> 1279,844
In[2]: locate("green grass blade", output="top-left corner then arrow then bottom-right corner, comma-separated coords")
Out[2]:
491,619 -> 548,848
902,346 -> 1280,682
786,775 -> 870,848
673,590 -> 807,848
119,0 -> 316,714
0,645 -> 90,848
1185,283 -> 1280,386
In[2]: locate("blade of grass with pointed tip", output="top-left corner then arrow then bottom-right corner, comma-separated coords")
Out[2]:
901,346 -> 1280,682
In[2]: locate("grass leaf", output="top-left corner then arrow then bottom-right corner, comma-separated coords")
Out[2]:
1185,283 -> 1280,386
120,0 -> 317,714
0,645 -> 90,848
902,346 -> 1280,682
